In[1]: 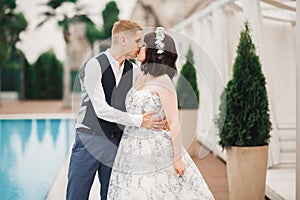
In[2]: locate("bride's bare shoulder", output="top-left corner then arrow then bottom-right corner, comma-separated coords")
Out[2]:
154,74 -> 175,94
133,73 -> 144,89
156,74 -> 173,85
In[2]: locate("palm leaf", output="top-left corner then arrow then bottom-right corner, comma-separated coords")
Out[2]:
41,0 -> 77,9
72,14 -> 93,24
36,17 -> 53,29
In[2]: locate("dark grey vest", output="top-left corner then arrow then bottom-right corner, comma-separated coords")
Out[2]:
78,53 -> 133,140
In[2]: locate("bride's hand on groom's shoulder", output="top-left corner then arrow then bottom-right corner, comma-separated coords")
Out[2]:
174,157 -> 185,177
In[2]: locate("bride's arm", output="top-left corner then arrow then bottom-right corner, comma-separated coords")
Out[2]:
155,75 -> 182,161
154,75 -> 185,176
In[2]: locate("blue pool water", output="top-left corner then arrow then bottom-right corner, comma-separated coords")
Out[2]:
0,119 -> 75,200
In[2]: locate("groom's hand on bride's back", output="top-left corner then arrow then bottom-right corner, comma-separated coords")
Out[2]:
141,112 -> 166,130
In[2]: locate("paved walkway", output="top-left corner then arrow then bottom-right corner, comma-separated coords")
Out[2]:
46,141 -> 229,200
0,100 -> 72,115
0,100 -> 229,199
0,100 -> 74,119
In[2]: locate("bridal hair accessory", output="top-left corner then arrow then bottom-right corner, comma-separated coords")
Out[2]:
155,27 -> 166,56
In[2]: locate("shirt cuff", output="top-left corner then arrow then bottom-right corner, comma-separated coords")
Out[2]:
130,114 -> 143,127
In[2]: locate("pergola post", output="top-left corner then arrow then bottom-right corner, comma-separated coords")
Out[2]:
296,1 -> 300,199
241,0 -> 263,54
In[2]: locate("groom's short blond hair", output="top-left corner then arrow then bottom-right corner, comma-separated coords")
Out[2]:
112,19 -> 142,36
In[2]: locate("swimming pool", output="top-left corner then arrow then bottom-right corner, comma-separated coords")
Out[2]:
0,119 -> 75,200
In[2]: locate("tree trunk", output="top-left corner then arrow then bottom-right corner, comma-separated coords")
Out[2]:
0,68 -> 1,107
19,51 -> 25,101
62,43 -> 71,108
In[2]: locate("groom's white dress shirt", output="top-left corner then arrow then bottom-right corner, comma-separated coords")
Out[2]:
76,49 -> 142,129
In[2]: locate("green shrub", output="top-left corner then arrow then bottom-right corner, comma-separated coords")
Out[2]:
26,51 -> 62,99
215,22 -> 271,149
176,46 -> 199,109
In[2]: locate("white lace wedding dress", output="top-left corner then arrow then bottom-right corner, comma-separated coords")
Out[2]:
107,88 -> 215,200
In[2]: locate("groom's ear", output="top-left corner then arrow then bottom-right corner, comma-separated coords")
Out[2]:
119,36 -> 126,45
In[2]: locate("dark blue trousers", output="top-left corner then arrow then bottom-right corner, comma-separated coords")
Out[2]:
66,132 -> 120,200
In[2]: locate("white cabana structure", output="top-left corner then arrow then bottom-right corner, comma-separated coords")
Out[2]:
131,0 -> 297,199
170,0 -> 297,199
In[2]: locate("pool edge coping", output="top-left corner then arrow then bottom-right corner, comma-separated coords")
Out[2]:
0,113 -> 75,119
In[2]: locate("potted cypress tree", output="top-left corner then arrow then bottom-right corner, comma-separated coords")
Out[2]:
215,22 -> 272,200
176,46 -> 200,156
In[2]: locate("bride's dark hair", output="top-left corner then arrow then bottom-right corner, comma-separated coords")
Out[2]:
141,32 -> 178,79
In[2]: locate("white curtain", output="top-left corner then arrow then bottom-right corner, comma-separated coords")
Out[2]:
172,2 -> 296,166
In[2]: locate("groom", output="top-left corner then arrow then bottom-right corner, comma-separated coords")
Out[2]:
66,20 -> 165,200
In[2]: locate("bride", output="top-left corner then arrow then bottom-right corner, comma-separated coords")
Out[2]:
107,27 -> 215,200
